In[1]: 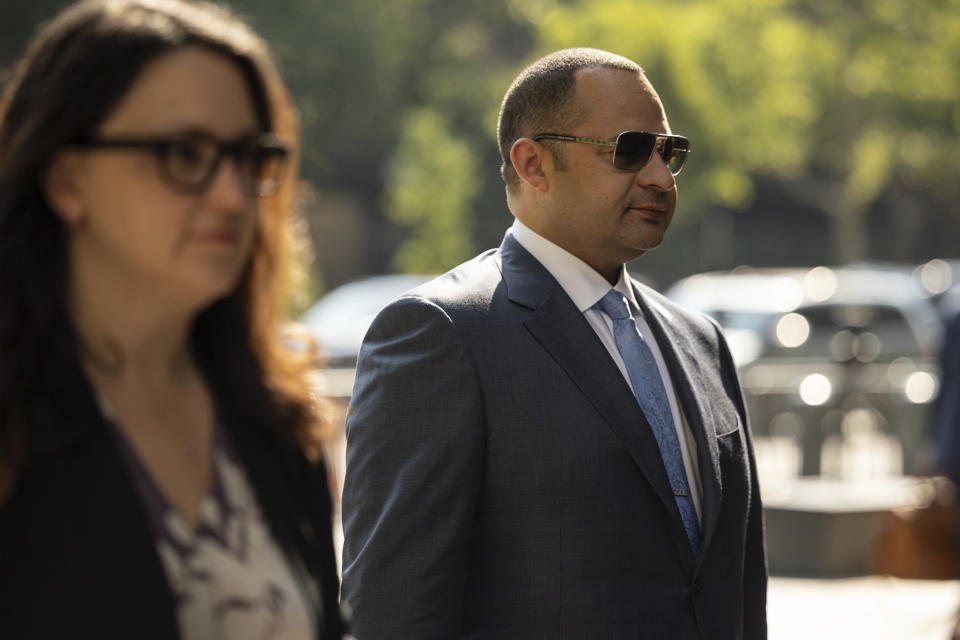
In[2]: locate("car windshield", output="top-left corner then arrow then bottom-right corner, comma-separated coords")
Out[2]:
709,304 -> 922,362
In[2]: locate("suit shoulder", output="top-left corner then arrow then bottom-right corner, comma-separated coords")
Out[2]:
394,248 -> 504,313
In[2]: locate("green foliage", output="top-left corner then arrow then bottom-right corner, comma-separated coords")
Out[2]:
5,0 -> 959,285
385,108 -> 479,273
535,0 -> 960,260
229,0 -> 532,278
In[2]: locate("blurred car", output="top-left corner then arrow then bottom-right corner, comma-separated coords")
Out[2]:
850,258 -> 960,324
665,266 -> 942,475
300,273 -> 435,397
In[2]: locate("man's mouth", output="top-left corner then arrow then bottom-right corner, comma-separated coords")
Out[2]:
627,205 -> 666,222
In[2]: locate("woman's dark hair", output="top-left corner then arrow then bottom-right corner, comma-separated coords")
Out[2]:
0,0 -> 325,495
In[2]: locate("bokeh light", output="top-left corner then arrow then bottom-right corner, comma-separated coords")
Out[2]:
798,373 -> 832,406
775,313 -> 811,348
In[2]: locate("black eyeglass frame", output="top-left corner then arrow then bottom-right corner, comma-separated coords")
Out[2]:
68,132 -> 290,197
532,130 -> 690,176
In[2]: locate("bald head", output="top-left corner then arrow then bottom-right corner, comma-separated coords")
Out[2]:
497,48 -> 644,192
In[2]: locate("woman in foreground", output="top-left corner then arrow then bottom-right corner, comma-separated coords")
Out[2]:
0,1 -> 346,637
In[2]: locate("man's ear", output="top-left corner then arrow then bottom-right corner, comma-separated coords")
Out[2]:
510,138 -> 552,193
42,151 -> 87,226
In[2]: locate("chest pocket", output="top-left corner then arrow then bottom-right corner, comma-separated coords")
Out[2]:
714,410 -> 742,438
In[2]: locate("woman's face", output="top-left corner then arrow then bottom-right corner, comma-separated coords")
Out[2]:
54,46 -> 264,310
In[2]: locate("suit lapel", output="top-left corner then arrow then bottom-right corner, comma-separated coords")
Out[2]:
633,285 -> 723,557
500,236 -> 693,564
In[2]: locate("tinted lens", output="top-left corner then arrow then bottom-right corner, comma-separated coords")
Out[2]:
661,136 -> 690,175
613,132 -> 690,175
612,131 -> 657,171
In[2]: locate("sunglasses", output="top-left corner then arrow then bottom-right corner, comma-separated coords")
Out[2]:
69,132 -> 289,197
532,130 -> 690,176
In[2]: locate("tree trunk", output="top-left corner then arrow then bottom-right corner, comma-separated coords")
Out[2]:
832,196 -> 867,265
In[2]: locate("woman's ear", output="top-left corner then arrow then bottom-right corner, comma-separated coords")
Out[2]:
510,138 -> 552,193
43,151 -> 87,226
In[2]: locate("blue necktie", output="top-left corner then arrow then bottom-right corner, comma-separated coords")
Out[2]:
596,290 -> 700,554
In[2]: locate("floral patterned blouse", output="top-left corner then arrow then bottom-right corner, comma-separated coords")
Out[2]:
112,422 -> 318,640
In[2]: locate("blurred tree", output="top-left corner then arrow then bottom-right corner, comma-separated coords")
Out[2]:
7,0 -> 957,292
230,0 -> 533,279
384,107 -> 479,272
2,0 -> 532,293
535,0 -> 960,263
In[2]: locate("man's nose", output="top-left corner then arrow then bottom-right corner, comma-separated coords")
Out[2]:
635,149 -> 676,191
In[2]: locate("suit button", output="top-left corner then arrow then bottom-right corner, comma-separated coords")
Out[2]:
693,580 -> 704,595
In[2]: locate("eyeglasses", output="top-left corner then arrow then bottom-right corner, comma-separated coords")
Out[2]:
69,132 -> 290,197
532,130 -> 690,176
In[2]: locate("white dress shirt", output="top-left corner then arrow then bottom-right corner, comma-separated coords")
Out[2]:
509,219 -> 703,518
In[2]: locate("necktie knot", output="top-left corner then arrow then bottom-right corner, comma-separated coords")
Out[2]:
596,290 -> 632,321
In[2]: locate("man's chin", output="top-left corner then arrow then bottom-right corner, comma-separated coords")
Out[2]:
622,232 -> 667,256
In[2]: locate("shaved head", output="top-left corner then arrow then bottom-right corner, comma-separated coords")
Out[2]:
497,47 -> 644,191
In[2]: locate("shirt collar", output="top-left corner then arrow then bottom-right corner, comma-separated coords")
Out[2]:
509,219 -> 639,313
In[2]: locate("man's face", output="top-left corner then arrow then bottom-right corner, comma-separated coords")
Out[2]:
541,67 -> 678,282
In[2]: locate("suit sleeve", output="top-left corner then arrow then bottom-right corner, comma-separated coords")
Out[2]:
340,294 -> 485,640
712,320 -> 768,640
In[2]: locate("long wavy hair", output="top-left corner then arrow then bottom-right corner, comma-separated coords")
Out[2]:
0,0 -> 326,496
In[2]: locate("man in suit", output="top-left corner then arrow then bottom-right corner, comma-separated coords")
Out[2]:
341,47 -> 768,639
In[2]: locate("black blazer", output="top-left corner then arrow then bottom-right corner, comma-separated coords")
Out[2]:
342,233 -> 767,639
0,375 -> 346,640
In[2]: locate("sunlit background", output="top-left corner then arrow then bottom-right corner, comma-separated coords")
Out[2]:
4,1 -> 960,637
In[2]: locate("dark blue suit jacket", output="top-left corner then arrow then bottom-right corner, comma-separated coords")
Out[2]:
342,234 -> 768,639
